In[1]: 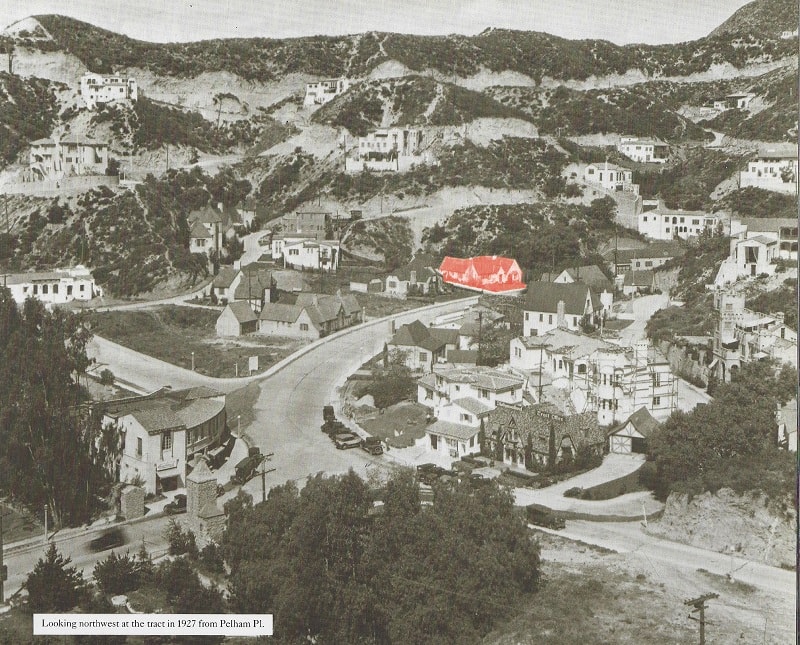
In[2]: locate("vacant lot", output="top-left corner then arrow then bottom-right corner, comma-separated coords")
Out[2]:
87,305 -> 306,378
357,401 -> 430,448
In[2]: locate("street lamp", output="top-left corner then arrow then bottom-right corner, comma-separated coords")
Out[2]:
191,352 -> 195,371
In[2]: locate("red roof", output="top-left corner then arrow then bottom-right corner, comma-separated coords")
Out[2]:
439,256 -> 525,292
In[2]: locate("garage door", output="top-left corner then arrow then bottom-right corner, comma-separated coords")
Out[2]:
610,435 -> 631,454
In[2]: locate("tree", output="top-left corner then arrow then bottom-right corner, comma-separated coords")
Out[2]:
0,291 -> 117,527
26,543 -> 87,612
99,368 -> 115,386
93,551 -> 139,595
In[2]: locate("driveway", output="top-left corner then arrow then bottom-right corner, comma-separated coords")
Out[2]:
514,454 -> 662,517
612,292 -> 669,347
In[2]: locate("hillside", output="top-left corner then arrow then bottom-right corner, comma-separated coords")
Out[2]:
711,0 -> 799,37
15,13 -> 797,87
0,71 -> 61,164
312,76 -> 534,136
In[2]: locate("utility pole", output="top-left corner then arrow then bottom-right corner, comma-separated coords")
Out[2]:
685,593 -> 718,645
0,505 -> 5,604
258,453 -> 275,503
4,193 -> 8,234
476,311 -> 482,365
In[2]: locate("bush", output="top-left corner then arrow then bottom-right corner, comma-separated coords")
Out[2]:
563,487 -> 583,498
200,542 -> 225,574
99,368 -> 115,386
165,519 -> 198,557
93,551 -> 139,595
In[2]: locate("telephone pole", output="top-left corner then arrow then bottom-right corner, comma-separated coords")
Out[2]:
258,453 -> 275,503
685,593 -> 718,645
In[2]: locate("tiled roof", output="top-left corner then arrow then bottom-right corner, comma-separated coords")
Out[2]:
259,302 -> 303,324
561,265 -> 614,291
747,235 -> 778,246
30,138 -> 55,146
434,366 -> 523,392
105,387 -> 225,435
447,349 -> 479,365
176,398 -> 226,430
518,328 -> 614,359
390,320 -> 450,352
451,397 -> 493,416
175,386 -> 223,401
738,218 -> 798,234
426,420 -> 481,441
130,407 -> 184,433
233,268 -> 272,300
524,282 -> 597,316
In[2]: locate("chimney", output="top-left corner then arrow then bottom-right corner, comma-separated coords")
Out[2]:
556,300 -> 566,328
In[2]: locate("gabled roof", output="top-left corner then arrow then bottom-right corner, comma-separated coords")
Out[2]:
212,266 -> 238,288
559,265 -> 613,291
190,220 -> 212,239
432,366 -> 523,392
447,349 -> 479,365
738,218 -> 798,234
259,302 -> 304,324
610,407 -> 660,438
746,235 -> 778,246
225,301 -> 258,324
188,205 -> 222,225
524,282 -> 597,316
452,397 -> 492,416
296,292 -> 360,318
390,320 -> 456,353
233,268 -> 273,300
390,253 -> 440,282
30,138 -> 56,146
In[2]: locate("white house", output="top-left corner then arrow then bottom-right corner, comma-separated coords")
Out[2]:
4,266 -> 102,305
28,135 -> 109,181
80,72 -> 138,109
617,137 -> 669,163
103,387 -> 227,495
583,162 -> 637,193
638,208 -> 721,241
712,93 -> 755,111
384,253 -> 441,298
282,239 -> 340,271
522,282 -> 601,336
418,366 -> 524,461
388,320 -> 459,372
215,301 -> 259,337
607,407 -> 660,454
303,78 -> 351,106
187,205 -> 223,256
739,144 -> 798,194
258,292 -> 361,339
346,127 -> 431,172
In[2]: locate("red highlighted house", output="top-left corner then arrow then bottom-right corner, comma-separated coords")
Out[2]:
439,256 -> 526,294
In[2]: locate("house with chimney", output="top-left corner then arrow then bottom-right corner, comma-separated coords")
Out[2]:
522,282 -> 601,336
617,137 -> 669,164
80,72 -> 138,109
439,256 -> 525,294
258,292 -> 361,339
583,161 -> 637,193
384,253 -> 441,298
188,205 -> 223,256
388,320 -> 459,372
27,135 -> 109,181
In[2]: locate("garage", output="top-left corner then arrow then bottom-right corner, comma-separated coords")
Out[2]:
607,407 -> 659,455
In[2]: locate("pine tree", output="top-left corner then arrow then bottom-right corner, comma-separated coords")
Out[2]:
26,543 -> 86,612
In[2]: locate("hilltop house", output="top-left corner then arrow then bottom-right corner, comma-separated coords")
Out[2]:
617,137 -> 669,164
388,320 -> 459,372
583,161 -> 637,193
602,242 -> 685,276
384,254 -> 441,298
712,93 -> 755,111
80,72 -> 138,109
346,127 -> 431,172
303,78 -> 351,106
711,291 -> 797,382
522,282 -> 601,336
485,402 -> 603,469
103,387 -> 228,495
27,135 -> 109,181
439,256 -> 526,294
3,265 -> 103,305
188,205 -> 223,256
638,207 -> 721,241
258,292 -> 361,339
739,144 -> 798,194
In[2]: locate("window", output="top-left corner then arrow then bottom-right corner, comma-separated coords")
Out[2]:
577,363 -> 586,374
548,314 -> 553,324
469,435 -> 475,447
645,261 -> 653,267
42,284 -> 48,294
652,396 -> 661,406
80,284 -> 85,292
478,388 -> 489,399
460,413 -> 472,422
692,219 -> 700,226
539,313 -> 543,322
300,323 -> 309,331
418,351 -> 428,363
161,432 -> 172,452
652,373 -> 662,387
558,360 -> 563,369
573,316 -> 578,327
33,285 -> 38,294
525,312 -> 529,321
136,437 -> 142,457
53,284 -> 58,294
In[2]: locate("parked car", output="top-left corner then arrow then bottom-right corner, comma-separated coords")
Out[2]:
361,437 -> 383,455
164,494 -> 187,515
416,464 -> 456,485
323,405 -> 335,422
526,504 -> 566,530
232,453 -> 265,485
333,432 -> 362,449
89,528 -> 126,552
321,420 -> 346,435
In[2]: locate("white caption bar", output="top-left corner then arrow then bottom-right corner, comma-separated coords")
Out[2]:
34,614 -> 273,636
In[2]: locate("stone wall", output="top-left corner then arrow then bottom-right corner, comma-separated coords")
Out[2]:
657,339 -> 711,387
119,485 -> 145,520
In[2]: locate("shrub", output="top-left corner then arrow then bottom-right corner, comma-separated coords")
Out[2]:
99,368 -> 115,386
93,551 -> 139,595
165,519 -> 198,557
563,487 -> 583,498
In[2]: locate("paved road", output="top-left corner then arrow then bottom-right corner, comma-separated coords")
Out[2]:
612,292 -> 669,347
3,516 -> 171,601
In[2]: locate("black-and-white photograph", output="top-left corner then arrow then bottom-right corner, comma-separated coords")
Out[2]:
0,0 -> 796,642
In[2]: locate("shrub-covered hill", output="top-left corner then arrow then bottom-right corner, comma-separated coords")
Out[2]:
88,95 -> 295,154
487,84 -> 711,142
25,10 -> 798,84
711,0 -> 799,38
699,64 -> 799,141
0,71 -> 61,166
312,76 -> 535,136
2,167 -> 251,296
420,197 -> 626,274
709,186 -> 798,220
